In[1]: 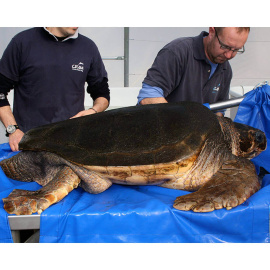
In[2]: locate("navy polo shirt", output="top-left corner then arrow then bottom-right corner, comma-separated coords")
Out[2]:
0,27 -> 108,132
143,31 -> 232,104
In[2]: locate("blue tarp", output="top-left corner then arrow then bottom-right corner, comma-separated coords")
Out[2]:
0,84 -> 270,243
234,82 -> 270,173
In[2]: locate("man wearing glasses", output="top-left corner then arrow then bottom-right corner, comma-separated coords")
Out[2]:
137,27 -> 250,116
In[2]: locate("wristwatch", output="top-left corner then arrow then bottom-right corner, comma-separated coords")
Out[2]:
5,125 -> 19,137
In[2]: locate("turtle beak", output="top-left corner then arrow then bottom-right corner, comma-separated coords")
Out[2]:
255,130 -> 267,152
245,130 -> 267,159
236,128 -> 267,159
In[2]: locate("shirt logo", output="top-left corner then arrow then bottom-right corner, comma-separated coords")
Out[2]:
72,62 -> 84,72
212,83 -> 220,93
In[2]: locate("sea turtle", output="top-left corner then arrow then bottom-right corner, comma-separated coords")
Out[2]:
0,102 -> 267,215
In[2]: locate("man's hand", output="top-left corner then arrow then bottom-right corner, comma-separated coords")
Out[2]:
70,97 -> 109,119
70,108 -> 97,119
215,112 -> 224,117
9,129 -> 24,152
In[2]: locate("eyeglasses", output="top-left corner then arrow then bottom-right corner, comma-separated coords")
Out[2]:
214,28 -> 245,54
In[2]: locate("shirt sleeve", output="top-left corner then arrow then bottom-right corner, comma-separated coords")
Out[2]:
0,73 -> 16,107
87,77 -> 110,102
137,83 -> 164,104
86,44 -> 110,102
143,48 -> 182,97
0,37 -> 21,82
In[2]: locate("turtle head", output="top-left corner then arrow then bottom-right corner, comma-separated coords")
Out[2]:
218,117 -> 267,159
232,122 -> 267,159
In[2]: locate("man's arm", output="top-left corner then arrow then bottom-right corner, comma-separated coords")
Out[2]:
72,43 -> 110,118
71,77 -> 110,118
0,106 -> 24,151
91,96 -> 109,112
0,73 -> 23,151
71,96 -> 109,118
137,83 -> 167,105
141,49 -> 182,104
140,97 -> 168,105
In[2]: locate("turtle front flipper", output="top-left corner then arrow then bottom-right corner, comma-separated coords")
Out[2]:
173,157 -> 260,212
3,166 -> 80,215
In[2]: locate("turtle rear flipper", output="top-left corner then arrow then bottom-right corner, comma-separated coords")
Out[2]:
3,166 -> 80,215
173,157 -> 260,212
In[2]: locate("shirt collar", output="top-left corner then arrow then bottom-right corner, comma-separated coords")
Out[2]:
193,31 -> 228,70
43,27 -> 79,42
193,31 -> 209,61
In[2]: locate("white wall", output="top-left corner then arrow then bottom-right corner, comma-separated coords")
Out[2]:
1,27 -> 270,88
